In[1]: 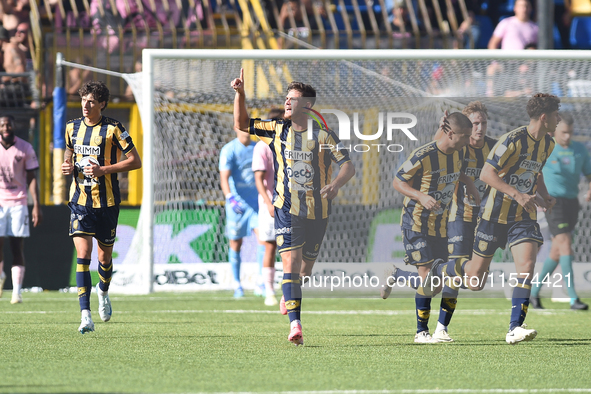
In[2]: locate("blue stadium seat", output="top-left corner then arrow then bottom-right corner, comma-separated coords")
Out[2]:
336,0 -> 382,14
474,14 -> 493,49
497,0 -> 515,17
570,16 -> 591,49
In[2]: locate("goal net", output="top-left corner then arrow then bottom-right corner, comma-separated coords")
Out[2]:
112,49 -> 591,294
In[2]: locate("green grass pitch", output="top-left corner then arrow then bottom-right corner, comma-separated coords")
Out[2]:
1,292 -> 590,393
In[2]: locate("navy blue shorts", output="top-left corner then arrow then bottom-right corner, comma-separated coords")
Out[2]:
447,220 -> 477,259
68,203 -> 120,247
402,229 -> 448,266
472,218 -> 543,258
274,206 -> 328,261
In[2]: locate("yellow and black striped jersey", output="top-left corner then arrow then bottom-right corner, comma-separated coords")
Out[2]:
448,136 -> 498,223
396,141 -> 465,237
249,118 -> 350,219
480,126 -> 555,224
65,116 -> 135,208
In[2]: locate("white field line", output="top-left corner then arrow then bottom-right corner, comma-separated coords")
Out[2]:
175,389 -> 591,394
0,308 -> 572,316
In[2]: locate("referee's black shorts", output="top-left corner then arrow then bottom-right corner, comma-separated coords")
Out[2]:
546,197 -> 580,236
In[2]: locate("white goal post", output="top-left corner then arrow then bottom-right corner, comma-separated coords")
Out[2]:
108,49 -> 591,294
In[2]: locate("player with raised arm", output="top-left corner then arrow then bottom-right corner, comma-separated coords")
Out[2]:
231,69 -> 355,346
424,93 -> 559,344
0,115 -> 43,304
61,81 -> 142,334
388,112 -> 476,343
530,112 -> 591,310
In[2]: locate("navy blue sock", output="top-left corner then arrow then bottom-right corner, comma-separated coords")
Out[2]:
438,284 -> 459,326
98,260 -> 113,292
76,258 -> 92,311
510,278 -> 532,331
282,273 -> 302,323
415,293 -> 432,333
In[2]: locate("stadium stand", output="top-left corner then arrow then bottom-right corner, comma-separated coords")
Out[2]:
570,16 -> 591,49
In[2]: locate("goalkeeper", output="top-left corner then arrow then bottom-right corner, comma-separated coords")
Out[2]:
231,69 -> 355,346
219,128 -> 259,298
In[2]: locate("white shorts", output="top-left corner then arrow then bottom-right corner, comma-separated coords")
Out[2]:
258,205 -> 275,242
0,205 -> 30,238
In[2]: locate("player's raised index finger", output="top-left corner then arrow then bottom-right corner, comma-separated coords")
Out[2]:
240,68 -> 243,81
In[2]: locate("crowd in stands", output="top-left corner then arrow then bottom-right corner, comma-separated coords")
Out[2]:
0,0 -> 589,105
28,0 -> 578,50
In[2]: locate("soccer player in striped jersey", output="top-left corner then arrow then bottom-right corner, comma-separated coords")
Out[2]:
231,69 -> 355,346
444,102 -> 498,261
61,81 -> 142,334
425,93 -> 559,344
411,102 -> 498,340
388,112 -> 477,343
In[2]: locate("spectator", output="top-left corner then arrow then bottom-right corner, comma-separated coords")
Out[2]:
66,55 -> 92,99
2,25 -> 27,83
446,0 -> 487,49
277,0 -> 325,48
488,0 -> 537,50
0,24 -> 8,72
0,0 -> 30,32
390,0 -> 413,36
13,22 -> 29,63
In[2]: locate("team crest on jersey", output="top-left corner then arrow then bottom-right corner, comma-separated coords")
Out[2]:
94,135 -> 103,145
307,140 -> 316,150
277,235 -> 284,246
540,152 -> 546,161
411,251 -> 421,261
479,240 -> 488,251
448,244 -> 454,254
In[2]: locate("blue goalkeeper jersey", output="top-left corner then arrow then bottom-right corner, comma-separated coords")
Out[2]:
542,140 -> 591,199
219,138 -> 258,210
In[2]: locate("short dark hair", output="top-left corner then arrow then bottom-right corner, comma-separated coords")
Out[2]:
0,114 -> 15,123
448,112 -> 472,131
287,81 -> 316,106
78,81 -> 110,110
526,93 -> 560,119
559,111 -> 574,126
267,107 -> 284,119
462,101 -> 488,119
